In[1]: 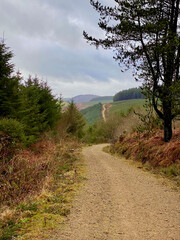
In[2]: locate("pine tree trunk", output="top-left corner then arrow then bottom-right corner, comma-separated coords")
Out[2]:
163,101 -> 172,142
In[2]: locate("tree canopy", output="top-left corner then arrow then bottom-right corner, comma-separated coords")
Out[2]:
84,0 -> 180,142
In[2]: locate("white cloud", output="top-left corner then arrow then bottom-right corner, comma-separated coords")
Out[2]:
0,0 -> 139,98
47,76 -> 141,98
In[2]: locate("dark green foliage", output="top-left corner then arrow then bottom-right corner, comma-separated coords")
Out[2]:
0,121 -> 20,163
0,118 -> 26,144
0,118 -> 26,162
0,41 -> 62,148
83,121 -> 108,144
84,0 -> 180,142
17,202 -> 38,212
113,88 -> 144,102
0,220 -> 21,240
83,111 -> 130,144
81,103 -> 102,125
0,41 -> 21,118
18,76 -> 61,143
63,102 -> 86,138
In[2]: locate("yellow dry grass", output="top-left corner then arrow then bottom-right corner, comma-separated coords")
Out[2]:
0,137 -> 85,240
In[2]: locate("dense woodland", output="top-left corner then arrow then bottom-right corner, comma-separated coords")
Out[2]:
113,88 -> 145,102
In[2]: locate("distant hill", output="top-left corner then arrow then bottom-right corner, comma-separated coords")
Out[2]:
76,99 -> 113,110
64,94 -> 100,103
113,88 -> 145,102
81,99 -> 145,125
90,96 -> 113,101
63,98 -> 71,102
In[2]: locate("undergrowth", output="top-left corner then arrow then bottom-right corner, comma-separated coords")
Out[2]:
0,136 -> 85,240
109,130 -> 180,186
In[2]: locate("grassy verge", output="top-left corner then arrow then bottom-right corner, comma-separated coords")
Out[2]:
0,138 -> 85,240
106,130 -> 180,187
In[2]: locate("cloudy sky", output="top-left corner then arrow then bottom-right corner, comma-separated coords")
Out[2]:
0,0 -> 140,98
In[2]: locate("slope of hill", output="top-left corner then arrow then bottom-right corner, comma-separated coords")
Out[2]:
76,99 -> 113,110
80,99 -> 146,125
81,103 -> 102,125
81,99 -> 145,126
90,96 -> 113,101
110,99 -> 145,115
71,95 -> 100,103
63,98 -> 71,102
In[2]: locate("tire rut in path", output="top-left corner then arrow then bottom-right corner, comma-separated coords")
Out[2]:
53,144 -> 180,240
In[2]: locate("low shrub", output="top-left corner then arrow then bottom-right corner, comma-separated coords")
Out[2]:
62,102 -> 86,139
0,137 -> 81,206
0,118 -> 26,163
109,130 -> 180,185
110,130 -> 180,168
83,106 -> 146,144
0,118 -> 26,144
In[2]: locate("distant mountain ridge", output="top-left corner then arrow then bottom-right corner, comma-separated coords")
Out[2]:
64,95 -> 114,104
73,95 -> 100,103
90,96 -> 113,101
64,94 -> 100,103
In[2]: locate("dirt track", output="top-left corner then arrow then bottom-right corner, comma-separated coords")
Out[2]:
102,104 -> 106,122
53,144 -> 180,240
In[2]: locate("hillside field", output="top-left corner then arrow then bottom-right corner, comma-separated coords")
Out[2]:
77,99 -> 113,110
81,99 -> 146,126
110,99 -> 146,115
81,103 -> 102,125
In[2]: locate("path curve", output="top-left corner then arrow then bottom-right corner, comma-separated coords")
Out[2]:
53,144 -> 180,240
102,104 -> 106,122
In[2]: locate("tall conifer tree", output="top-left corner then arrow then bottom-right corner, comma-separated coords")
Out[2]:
84,0 -> 180,142
0,40 -> 20,118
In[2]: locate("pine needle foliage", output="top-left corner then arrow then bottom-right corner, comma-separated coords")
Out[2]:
63,101 -> 86,138
0,40 -> 62,146
0,40 -> 21,118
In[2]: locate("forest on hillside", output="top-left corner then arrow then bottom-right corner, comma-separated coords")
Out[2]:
113,88 -> 145,102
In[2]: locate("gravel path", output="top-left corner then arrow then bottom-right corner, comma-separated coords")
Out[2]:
102,104 -> 106,122
53,144 -> 180,240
